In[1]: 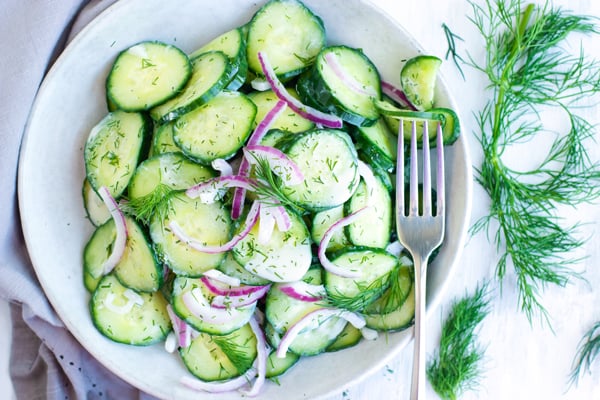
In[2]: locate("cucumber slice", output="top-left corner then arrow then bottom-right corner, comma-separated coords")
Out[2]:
364,261 -> 413,316
352,118 -> 397,172
265,282 -> 324,334
82,178 -> 110,227
400,55 -> 442,111
324,247 -> 398,311
247,0 -> 325,80
217,252 -> 271,287
248,89 -> 315,133
149,191 -> 231,276
128,152 -> 215,201
106,41 -> 192,111
84,110 -> 150,198
171,276 -> 256,335
173,91 -> 256,164
344,168 -> 392,249
190,27 -> 248,91
266,349 -> 300,378
179,323 -> 257,382
311,205 -> 351,252
232,208 -> 312,283
150,51 -> 234,123
83,215 -> 163,293
278,129 -> 360,211
364,279 -> 415,332
297,45 -> 381,126
149,121 -> 179,156
90,275 -> 170,345
327,322 -> 362,352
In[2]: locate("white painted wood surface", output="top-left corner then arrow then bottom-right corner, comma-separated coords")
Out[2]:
2,1 -> 600,399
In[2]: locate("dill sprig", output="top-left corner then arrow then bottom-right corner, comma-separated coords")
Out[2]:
121,183 -> 175,224
569,321 -> 600,387
442,23 -> 466,79
465,0 -> 600,323
212,335 -> 255,375
326,271 -> 392,312
427,282 -> 491,400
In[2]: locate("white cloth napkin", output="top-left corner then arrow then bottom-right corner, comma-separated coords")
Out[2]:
0,1 -> 157,398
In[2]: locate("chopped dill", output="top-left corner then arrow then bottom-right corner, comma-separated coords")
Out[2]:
427,282 -> 491,400
121,183 -> 175,225
568,321 -> 600,388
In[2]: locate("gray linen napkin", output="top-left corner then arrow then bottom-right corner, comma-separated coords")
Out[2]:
0,1 -> 157,398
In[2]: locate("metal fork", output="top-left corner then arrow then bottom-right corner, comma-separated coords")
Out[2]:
396,119 -> 445,400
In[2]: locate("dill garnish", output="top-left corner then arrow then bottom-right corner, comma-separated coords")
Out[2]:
569,321 -> 600,387
462,0 -> 600,323
427,283 -> 491,400
441,23 -> 466,79
121,184 -> 175,225
212,335 -> 255,375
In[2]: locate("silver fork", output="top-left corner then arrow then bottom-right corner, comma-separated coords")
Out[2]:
396,119 -> 445,400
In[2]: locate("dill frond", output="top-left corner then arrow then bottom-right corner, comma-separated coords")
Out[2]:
465,0 -> 600,324
569,321 -> 600,387
121,183 -> 175,225
427,282 -> 491,400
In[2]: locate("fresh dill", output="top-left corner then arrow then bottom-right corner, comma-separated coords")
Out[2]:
464,0 -> 600,323
441,23 -> 466,79
568,321 -> 600,387
121,184 -> 175,224
427,282 -> 491,400
212,335 -> 254,375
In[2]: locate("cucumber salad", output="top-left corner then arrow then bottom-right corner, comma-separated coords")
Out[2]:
81,0 -> 459,395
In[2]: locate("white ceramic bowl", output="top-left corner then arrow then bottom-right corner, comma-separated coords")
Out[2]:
18,0 -> 472,399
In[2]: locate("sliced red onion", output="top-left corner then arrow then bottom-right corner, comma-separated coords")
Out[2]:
203,269 -> 241,287
103,292 -> 138,315
258,51 -> 343,129
385,240 -> 405,258
182,287 -> 252,325
169,201 -> 260,254
250,77 -> 272,91
240,314 -> 267,396
165,332 -> 178,353
317,207 -> 371,278
360,327 -> 379,341
381,80 -> 418,111
201,276 -> 269,297
276,308 -> 366,358
166,304 -> 191,349
244,145 -> 304,186
210,284 -> 271,309
231,100 -> 288,220
97,186 -> 128,275
181,366 -> 257,394
211,158 -> 233,177
257,205 -> 276,245
357,160 -> 378,207
185,175 -> 256,203
279,281 -> 326,302
271,203 -> 292,232
324,52 -> 378,97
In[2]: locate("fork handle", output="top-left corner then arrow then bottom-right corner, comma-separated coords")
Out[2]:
410,254 -> 428,400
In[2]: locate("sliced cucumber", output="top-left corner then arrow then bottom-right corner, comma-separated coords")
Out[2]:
364,278 -> 415,332
344,168 -> 392,249
352,118 -> 397,172
217,252 -> 271,286
149,121 -> 179,156
150,51 -> 234,123
173,90 -> 256,164
278,129 -> 360,211
248,89 -> 315,133
149,191 -> 231,276
171,276 -> 256,335
297,45 -> 381,126
190,27 -> 248,91
400,55 -> 442,111
82,178 -> 110,227
265,282 -> 324,333
106,41 -> 192,111
324,247 -> 398,311
128,152 -> 215,201
327,322 -> 362,352
179,323 -> 257,382
311,205 -> 351,252
246,0 -> 325,80
364,261 -> 413,316
84,110 -> 150,198
232,208 -> 312,282
83,215 -> 163,293
90,274 -> 170,345
266,349 -> 300,378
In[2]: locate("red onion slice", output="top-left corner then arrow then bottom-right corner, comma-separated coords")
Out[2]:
317,207 -> 371,278
181,366 -> 257,394
201,276 -> 269,297
166,304 -> 191,349
357,160 -> 378,207
240,314 -> 268,396
279,281 -> 326,302
169,201 -> 260,254
97,186 -> 128,275
209,284 -> 271,309
211,158 -> 233,177
257,51 -> 343,128
203,269 -> 241,287
186,175 -> 256,203
381,80 -> 418,111
244,144 -> 304,186
276,308 -> 366,358
324,52 -> 378,97
231,99 -> 287,220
